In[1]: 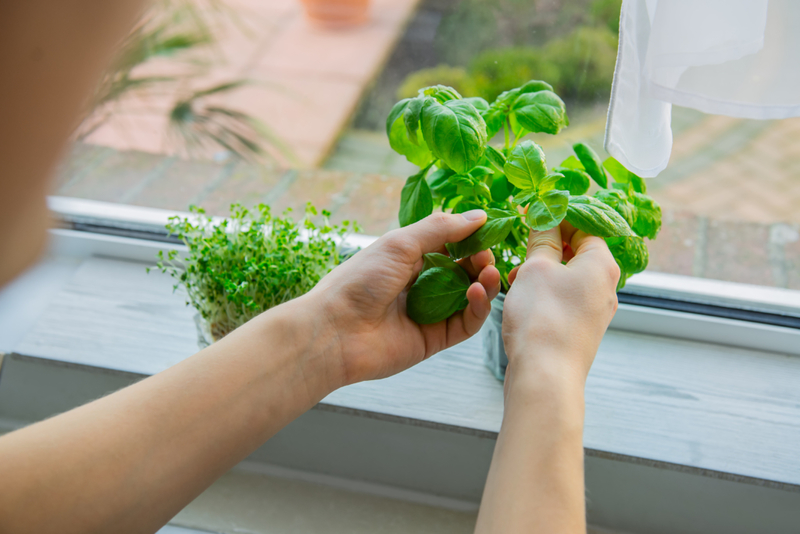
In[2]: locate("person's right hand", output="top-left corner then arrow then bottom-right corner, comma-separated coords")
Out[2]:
502,220 -> 620,387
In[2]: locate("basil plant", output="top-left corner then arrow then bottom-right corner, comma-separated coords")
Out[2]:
387,81 -> 662,325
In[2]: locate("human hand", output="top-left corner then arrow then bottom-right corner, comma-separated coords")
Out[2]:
502,220 -> 620,387
303,211 -> 501,385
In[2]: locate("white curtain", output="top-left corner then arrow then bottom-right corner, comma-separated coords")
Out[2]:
605,0 -> 800,177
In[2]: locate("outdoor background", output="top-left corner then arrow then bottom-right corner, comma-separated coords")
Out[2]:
55,0 -> 800,289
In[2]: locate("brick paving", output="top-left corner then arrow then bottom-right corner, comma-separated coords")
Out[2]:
82,0 -> 421,168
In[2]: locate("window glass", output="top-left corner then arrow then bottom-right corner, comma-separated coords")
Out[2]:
55,0 -> 799,291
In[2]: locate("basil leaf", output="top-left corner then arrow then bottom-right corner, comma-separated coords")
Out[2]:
538,172 -> 565,192
446,208 -> 518,259
559,155 -> 585,170
490,174 -> 513,202
631,192 -> 662,239
552,167 -> 591,195
513,188 -> 538,207
482,88 -> 519,138
399,166 -> 433,227
403,96 -> 427,146
512,90 -> 569,135
608,236 -> 649,275
387,99 -> 434,167
565,195 -> 634,237
526,189 -> 569,231
421,253 -> 470,284
462,96 -> 490,112
406,267 -> 470,324
470,166 -> 495,179
504,140 -> 547,190
421,99 -> 487,174
519,79 -> 554,94
427,167 -> 455,195
484,145 -> 506,171
594,189 -> 636,228
421,84 -> 462,103
603,157 -> 647,194
573,143 -> 609,188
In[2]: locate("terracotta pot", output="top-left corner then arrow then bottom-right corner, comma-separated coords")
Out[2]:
299,0 -> 370,28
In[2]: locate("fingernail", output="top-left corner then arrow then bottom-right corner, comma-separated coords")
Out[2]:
461,209 -> 486,222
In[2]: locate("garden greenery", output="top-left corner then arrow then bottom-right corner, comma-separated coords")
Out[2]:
387,81 -> 662,325
155,203 -> 357,340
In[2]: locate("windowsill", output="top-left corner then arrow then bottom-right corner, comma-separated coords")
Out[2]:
2,230 -> 800,533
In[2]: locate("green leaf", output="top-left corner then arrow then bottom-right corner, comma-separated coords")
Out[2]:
512,90 -> 569,135
513,188 -> 538,207
484,145 -> 506,171
490,174 -> 513,202
399,166 -> 433,227
387,99 -> 434,167
461,96 -> 490,112
631,192 -> 662,239
594,189 -> 636,228
603,157 -> 647,193
446,208 -> 518,259
559,155 -> 585,170
519,80 -> 554,94
470,166 -> 495,179
421,253 -> 470,284
608,236 -> 649,275
421,85 -> 462,103
538,172 -> 565,192
573,143 -> 609,188
403,96 -> 427,146
503,140 -> 547,190
482,88 -> 519,138
565,196 -> 634,237
421,99 -> 487,174
406,267 -> 470,324
526,189 -> 569,231
427,167 -> 456,197
552,167 -> 591,195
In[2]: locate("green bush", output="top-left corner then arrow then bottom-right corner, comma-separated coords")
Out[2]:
469,48 -> 562,103
397,65 -> 478,100
544,26 -> 618,101
590,0 -> 623,34
469,26 -> 618,103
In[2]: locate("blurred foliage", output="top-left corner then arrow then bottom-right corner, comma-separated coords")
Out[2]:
540,26 -> 618,101
397,65 -> 478,100
79,0 -> 286,163
469,48 -> 562,103
589,0 -> 623,34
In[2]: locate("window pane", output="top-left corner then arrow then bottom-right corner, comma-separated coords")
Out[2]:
54,0 -> 799,291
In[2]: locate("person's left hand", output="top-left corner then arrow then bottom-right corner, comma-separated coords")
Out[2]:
302,210 -> 501,385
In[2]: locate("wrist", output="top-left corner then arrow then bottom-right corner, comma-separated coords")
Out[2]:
504,349 -> 587,409
256,295 -> 347,402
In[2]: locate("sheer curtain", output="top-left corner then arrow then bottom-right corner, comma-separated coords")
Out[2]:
605,0 -> 800,177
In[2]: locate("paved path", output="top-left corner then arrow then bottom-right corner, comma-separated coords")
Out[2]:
84,0 -> 420,168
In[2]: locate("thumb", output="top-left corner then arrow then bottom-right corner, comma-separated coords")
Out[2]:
526,224 -> 563,263
394,210 -> 487,260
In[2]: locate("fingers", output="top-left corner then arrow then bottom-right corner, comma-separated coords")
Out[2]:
457,248 -> 494,279
526,224 -> 563,263
382,211 -> 486,264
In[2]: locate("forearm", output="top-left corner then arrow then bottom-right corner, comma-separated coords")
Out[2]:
0,296 -> 342,534
475,359 -> 587,534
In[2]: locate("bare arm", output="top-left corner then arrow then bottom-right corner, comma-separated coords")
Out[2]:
475,222 -> 620,533
0,212 -> 500,534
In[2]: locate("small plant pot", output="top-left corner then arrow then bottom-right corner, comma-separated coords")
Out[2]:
299,0 -> 370,28
482,292 -> 508,380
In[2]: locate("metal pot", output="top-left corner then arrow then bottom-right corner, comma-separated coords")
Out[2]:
482,292 -> 507,380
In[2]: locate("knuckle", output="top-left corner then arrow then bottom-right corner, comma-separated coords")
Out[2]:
380,231 -> 414,259
428,212 -> 451,229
